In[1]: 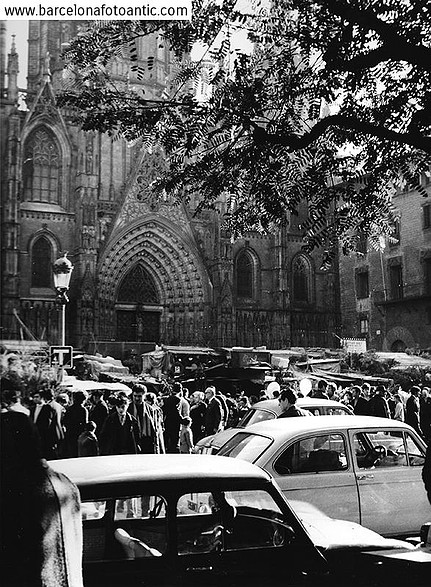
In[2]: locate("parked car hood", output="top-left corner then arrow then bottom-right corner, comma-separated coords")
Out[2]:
195,428 -> 240,452
289,500 -> 414,552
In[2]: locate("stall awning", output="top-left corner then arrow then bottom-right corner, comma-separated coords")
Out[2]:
375,352 -> 431,370
62,376 -> 132,394
162,346 -> 221,356
310,368 -> 392,386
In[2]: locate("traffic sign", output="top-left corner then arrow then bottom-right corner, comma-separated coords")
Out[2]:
49,345 -> 74,368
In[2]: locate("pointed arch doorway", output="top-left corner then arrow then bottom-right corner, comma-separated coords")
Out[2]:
115,264 -> 162,342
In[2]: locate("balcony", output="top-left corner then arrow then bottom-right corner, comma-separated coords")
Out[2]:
373,282 -> 431,306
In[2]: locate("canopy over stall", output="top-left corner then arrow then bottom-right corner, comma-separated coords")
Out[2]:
62,375 -> 132,395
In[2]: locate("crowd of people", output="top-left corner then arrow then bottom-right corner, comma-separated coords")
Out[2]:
1,370 -> 431,586
1,375 -> 431,462
324,380 -> 431,443
270,379 -> 431,443
0,378 -> 261,460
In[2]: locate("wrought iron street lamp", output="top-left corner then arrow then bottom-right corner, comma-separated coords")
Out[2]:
53,252 -> 74,346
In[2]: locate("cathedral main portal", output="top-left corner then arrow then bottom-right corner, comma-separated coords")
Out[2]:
115,264 -> 162,342
97,218 -> 210,346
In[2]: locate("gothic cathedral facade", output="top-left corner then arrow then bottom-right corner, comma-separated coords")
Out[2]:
1,21 -> 340,351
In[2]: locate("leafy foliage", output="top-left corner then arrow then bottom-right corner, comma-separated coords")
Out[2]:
58,0 -> 431,266
0,353 -> 61,398
345,350 -> 431,388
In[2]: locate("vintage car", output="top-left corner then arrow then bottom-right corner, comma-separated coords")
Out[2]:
195,397 -> 353,455
217,415 -> 431,538
50,454 -> 427,586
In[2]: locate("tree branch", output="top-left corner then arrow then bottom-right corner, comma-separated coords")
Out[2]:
252,115 -> 431,154
326,46 -> 391,72
315,0 -> 431,71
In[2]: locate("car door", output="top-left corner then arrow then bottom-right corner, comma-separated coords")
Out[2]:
264,432 -> 361,524
174,488 -> 325,586
81,494 -> 170,586
349,427 -> 430,537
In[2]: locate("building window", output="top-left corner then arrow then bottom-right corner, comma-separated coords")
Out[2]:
355,271 -> 369,300
424,205 -> 431,230
236,250 -> 254,299
293,255 -> 311,303
23,128 -> 61,204
389,264 -> 403,300
117,265 -> 159,304
357,233 -> 368,255
31,236 -> 52,288
359,315 -> 369,336
389,219 -> 400,248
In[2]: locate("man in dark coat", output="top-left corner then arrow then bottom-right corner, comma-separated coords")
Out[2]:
63,391 -> 89,457
99,393 -> 140,455
367,385 -> 391,419
406,385 -> 422,436
351,385 -> 369,415
29,389 -> 62,459
1,410 -> 83,587
204,386 -> 223,436
162,386 -> 182,453
128,384 -> 148,449
277,387 -> 310,418
128,384 -> 164,453
89,389 -> 109,439
420,387 -> 431,443
311,380 -> 329,400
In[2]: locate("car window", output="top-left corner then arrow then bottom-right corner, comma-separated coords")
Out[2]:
308,408 -> 324,416
273,434 -> 348,475
298,405 -> 351,416
112,495 -> 168,559
326,406 -> 351,416
238,408 -> 276,427
402,432 -> 426,466
218,432 -> 272,461
82,500 -> 106,520
176,490 -> 289,555
353,430 -> 411,468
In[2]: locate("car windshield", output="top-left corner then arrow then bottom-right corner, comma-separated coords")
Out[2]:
237,408 -> 276,428
218,432 -> 272,462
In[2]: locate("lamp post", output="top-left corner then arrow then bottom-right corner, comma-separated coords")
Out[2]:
53,252 -> 74,346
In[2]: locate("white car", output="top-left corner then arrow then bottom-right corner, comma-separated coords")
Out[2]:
195,397 -> 352,455
217,415 -> 430,538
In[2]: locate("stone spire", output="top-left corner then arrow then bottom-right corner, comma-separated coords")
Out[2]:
7,34 -> 19,102
0,22 -> 6,96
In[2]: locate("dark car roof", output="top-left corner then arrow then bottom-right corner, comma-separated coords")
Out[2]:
49,454 -> 273,499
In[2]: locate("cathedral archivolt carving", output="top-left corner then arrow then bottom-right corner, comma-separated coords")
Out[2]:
98,219 -> 208,313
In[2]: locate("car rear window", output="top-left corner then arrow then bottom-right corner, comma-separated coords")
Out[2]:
238,408 -> 276,427
307,405 -> 351,416
218,432 -> 272,462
